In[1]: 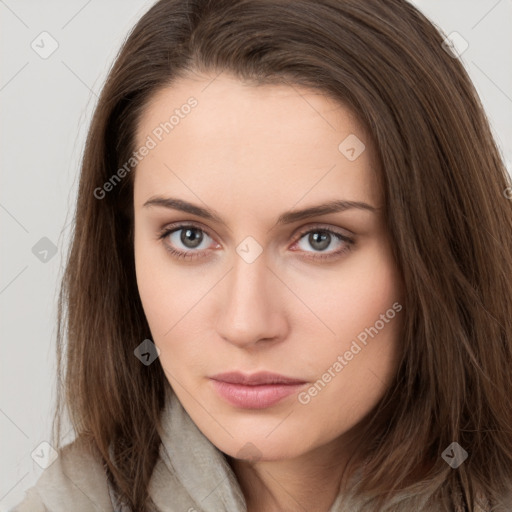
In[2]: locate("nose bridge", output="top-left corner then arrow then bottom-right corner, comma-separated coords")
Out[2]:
216,243 -> 282,346
232,247 -> 269,298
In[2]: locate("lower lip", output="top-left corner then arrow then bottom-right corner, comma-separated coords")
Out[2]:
210,380 -> 307,409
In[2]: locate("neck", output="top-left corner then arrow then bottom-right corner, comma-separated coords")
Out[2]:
227,435 -> 362,512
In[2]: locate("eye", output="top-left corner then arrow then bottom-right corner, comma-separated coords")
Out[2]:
291,226 -> 354,261
157,223 -> 217,261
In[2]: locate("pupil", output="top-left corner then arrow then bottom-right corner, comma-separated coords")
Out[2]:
181,228 -> 203,248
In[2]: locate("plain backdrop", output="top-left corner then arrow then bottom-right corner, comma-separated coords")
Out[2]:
1,0 -> 511,509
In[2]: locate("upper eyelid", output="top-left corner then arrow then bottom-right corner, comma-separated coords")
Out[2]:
295,223 -> 352,238
159,221 -> 215,240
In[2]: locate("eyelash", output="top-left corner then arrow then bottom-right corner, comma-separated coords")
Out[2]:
156,222 -> 354,262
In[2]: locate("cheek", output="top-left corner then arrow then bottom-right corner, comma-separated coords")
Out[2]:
294,240 -> 403,414
295,237 -> 402,351
134,227 -> 207,338
134,238 -> 168,334
134,235 -> 224,382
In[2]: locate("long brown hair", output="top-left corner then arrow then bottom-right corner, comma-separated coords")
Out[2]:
52,0 -> 512,510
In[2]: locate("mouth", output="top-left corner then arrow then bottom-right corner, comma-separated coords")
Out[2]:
209,371 -> 308,409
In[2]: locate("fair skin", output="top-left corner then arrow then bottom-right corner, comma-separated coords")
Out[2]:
133,71 -> 404,512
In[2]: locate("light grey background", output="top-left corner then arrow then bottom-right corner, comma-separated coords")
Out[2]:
1,1 -> 511,509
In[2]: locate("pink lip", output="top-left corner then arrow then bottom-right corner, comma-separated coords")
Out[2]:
209,371 -> 308,409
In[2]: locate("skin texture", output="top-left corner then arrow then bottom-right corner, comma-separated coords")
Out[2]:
133,72 -> 405,512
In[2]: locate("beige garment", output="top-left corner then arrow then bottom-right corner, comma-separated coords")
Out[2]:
9,383 -> 502,512
11,383 -> 247,512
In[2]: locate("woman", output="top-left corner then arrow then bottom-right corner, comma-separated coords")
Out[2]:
12,0 -> 512,511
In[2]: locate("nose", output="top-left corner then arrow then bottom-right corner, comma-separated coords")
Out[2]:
215,252 -> 287,349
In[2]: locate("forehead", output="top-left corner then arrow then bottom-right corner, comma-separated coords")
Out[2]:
133,73 -> 381,213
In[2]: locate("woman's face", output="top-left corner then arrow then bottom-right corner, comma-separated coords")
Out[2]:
133,72 -> 404,462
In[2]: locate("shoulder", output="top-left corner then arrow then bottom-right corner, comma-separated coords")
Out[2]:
10,437 -> 113,512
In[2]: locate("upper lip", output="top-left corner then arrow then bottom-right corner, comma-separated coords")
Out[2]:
210,371 -> 307,386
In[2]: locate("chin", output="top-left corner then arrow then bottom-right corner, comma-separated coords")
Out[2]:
200,420 -> 319,462
222,439 -> 310,463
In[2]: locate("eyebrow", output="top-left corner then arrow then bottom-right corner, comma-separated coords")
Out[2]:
142,196 -> 378,227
